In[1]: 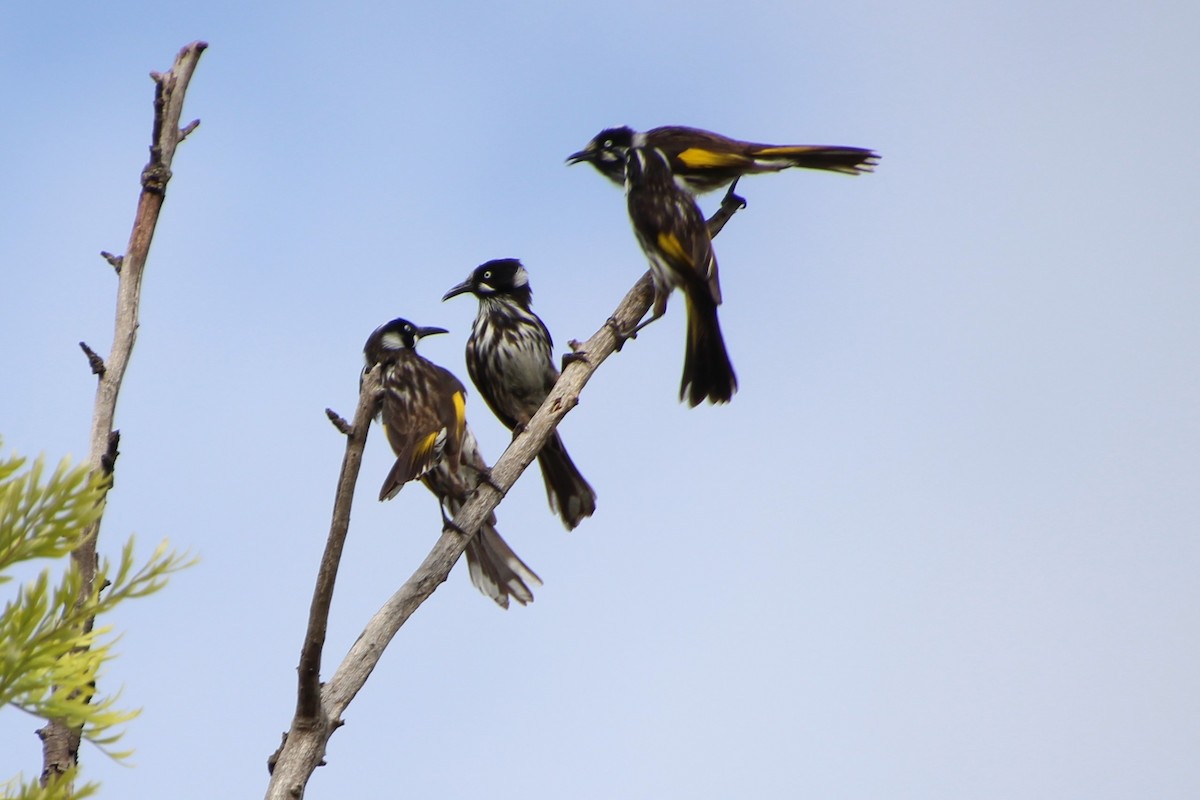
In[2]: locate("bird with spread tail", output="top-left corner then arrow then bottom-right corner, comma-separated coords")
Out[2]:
363,317 -> 540,608
444,259 -> 597,529
568,124 -> 878,199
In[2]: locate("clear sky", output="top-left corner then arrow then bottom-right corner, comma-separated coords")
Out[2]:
2,1 -> 1198,798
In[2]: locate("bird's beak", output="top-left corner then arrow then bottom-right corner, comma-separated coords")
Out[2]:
415,325 -> 449,340
441,279 -> 473,302
565,148 -> 594,166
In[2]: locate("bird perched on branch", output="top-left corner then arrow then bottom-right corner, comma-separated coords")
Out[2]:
623,147 -> 737,406
444,259 -> 597,529
363,317 -> 540,608
568,124 -> 878,198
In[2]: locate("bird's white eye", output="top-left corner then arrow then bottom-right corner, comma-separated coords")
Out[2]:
483,271 -> 492,280
602,139 -> 613,148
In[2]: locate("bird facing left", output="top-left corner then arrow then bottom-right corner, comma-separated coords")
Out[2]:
362,317 -> 541,608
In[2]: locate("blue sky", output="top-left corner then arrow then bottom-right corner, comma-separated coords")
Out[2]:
2,1 -> 1198,798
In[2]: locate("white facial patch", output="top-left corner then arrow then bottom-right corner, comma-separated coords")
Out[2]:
382,331 -> 407,350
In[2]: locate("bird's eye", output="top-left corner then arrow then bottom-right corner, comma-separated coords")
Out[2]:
602,139 -> 613,148
483,271 -> 492,280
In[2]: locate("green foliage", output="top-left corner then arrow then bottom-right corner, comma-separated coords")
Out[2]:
2,772 -> 96,800
0,443 -> 193,799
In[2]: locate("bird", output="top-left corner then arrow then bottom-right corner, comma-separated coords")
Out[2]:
443,259 -> 597,530
363,316 -> 540,608
623,146 -> 737,406
568,124 -> 878,197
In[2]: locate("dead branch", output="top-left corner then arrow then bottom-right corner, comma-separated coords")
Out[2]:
37,40 -> 207,788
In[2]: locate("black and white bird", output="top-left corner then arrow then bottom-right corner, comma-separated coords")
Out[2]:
443,259 -> 597,530
568,124 -> 878,197
363,316 -> 540,608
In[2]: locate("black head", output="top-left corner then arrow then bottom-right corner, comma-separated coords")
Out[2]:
566,126 -> 636,185
363,317 -> 448,365
442,258 -> 532,302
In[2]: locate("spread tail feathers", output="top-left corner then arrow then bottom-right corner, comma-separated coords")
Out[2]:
465,522 -> 543,608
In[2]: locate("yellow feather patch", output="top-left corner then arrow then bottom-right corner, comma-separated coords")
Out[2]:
452,391 -> 466,440
413,431 -> 439,466
752,145 -> 819,156
656,232 -> 692,266
676,147 -> 749,168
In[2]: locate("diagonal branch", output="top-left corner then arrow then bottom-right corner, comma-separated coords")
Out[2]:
38,40 -> 207,788
265,195 -> 745,799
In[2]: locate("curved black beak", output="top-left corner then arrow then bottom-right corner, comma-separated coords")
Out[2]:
415,325 -> 449,340
441,279 -> 473,302
566,148 -> 595,166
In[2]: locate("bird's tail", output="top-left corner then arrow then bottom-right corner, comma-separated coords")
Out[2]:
537,431 -> 597,530
681,289 -> 737,407
464,520 -> 543,609
749,144 -> 879,176
427,425 -> 541,608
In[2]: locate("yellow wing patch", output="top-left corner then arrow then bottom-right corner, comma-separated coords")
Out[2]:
451,390 -> 466,441
676,147 -> 749,168
657,232 -> 693,267
412,430 -> 439,470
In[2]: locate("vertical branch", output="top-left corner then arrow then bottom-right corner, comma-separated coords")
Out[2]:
299,372 -> 383,720
38,40 -> 207,787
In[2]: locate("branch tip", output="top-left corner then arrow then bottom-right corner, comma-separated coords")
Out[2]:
179,119 -> 201,140
78,342 -> 107,376
325,408 -> 352,435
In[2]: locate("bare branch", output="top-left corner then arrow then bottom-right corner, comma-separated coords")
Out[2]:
298,370 -> 382,720
38,40 -> 207,789
265,369 -> 381,793
179,118 -> 201,141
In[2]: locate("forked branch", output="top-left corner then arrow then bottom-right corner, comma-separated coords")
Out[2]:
265,187 -> 746,800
